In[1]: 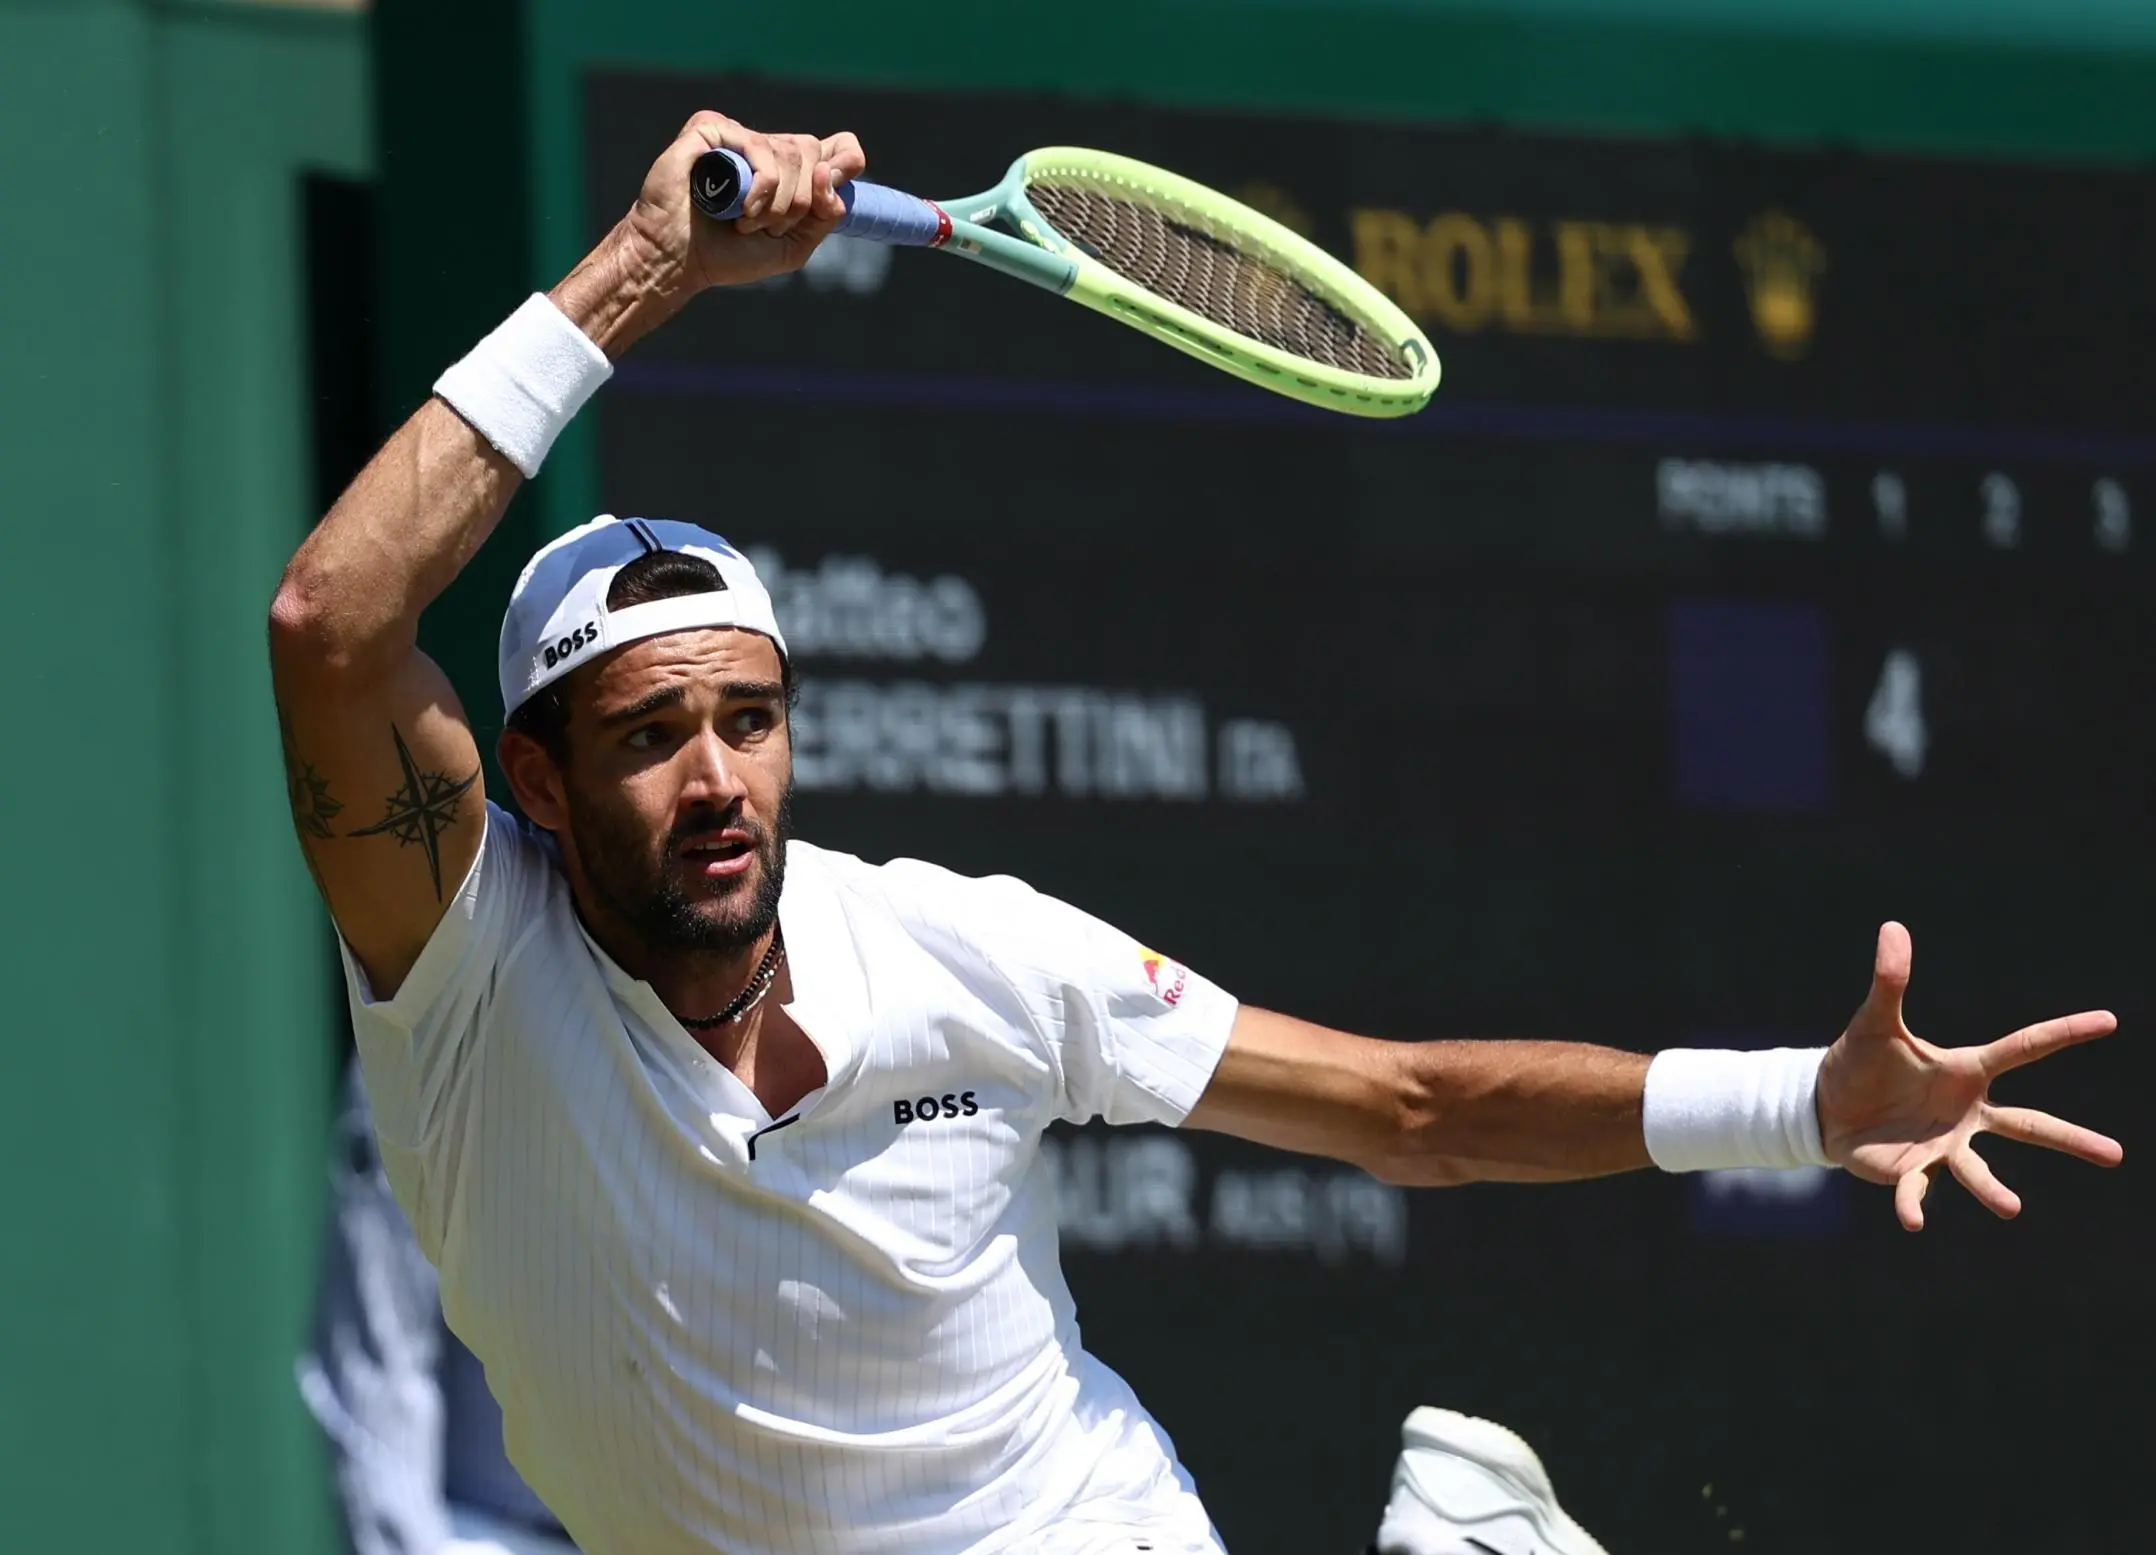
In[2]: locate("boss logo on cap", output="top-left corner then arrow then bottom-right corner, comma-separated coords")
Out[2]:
543,621 -> 598,669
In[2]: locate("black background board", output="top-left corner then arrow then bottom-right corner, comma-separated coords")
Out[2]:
585,72 -> 2149,1554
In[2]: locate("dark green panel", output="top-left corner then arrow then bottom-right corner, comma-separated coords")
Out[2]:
1,5 -> 370,1554
0,7 -> 193,1551
374,0 -> 548,781
157,13 -> 371,1555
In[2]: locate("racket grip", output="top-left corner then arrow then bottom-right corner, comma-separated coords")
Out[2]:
689,148 -> 949,247
842,182 -> 951,247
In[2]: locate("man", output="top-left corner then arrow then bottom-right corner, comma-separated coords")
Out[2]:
301,1060 -> 578,1555
267,110 -> 2121,1555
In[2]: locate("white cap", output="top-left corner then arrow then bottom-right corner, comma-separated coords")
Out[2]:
498,515 -> 788,716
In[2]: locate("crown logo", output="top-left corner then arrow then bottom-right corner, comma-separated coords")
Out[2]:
1733,210 -> 1826,359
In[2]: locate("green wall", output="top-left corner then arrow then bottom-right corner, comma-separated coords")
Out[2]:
0,3 -> 367,1552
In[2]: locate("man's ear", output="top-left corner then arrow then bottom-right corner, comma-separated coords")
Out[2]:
498,727 -> 569,831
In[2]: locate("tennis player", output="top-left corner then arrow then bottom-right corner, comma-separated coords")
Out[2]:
269,111 -> 2122,1555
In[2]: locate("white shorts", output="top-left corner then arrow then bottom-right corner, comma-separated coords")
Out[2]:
1013,1400 -> 1227,1555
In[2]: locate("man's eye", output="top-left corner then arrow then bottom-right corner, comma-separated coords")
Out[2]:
624,725 -> 668,751
733,708 -> 775,735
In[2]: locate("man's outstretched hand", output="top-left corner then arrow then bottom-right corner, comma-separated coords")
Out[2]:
1817,922 -> 2122,1231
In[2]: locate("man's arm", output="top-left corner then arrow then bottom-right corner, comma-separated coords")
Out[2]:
270,394 -> 509,998
1184,923 -> 2121,1226
268,112 -> 861,996
1184,1008 -> 1649,1186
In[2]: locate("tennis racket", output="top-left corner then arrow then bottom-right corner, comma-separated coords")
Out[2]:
690,145 -> 1440,418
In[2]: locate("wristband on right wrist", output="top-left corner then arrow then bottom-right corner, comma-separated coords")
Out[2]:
433,292 -> 613,479
1641,1047 -> 1832,1173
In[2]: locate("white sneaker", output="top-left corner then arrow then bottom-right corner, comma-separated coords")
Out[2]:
1372,1407 -> 1611,1555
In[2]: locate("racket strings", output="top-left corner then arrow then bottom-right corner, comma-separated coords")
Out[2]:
1025,181 -> 1414,381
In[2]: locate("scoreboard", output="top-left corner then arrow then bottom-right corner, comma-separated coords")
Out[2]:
586,73 -> 2148,1555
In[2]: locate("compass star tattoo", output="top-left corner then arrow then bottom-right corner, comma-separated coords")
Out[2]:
279,710 -> 343,841
350,724 -> 479,900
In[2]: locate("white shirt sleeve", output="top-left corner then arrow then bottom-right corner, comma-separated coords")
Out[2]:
337,801 -> 547,1256
874,860 -> 1240,1128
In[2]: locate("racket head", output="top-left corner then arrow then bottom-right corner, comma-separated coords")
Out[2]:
995,148 -> 1440,418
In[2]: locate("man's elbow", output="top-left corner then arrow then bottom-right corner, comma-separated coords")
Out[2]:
267,561 -> 395,684
1362,1054 -> 1482,1188
268,571 -> 348,679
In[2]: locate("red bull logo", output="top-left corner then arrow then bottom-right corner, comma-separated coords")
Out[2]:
1138,947 -> 1189,1008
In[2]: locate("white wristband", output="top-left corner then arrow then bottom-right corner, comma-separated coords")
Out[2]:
433,292 -> 612,478
1641,1047 -> 1832,1173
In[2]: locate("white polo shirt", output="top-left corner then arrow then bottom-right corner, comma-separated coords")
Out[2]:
342,803 -> 1240,1555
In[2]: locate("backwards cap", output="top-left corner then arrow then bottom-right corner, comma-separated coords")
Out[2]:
497,515 -> 787,716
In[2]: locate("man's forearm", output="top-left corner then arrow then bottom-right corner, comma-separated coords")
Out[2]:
548,216 -> 691,360
1189,1010 -> 1653,1186
1380,1038 -> 1652,1186
1197,1009 -> 1838,1187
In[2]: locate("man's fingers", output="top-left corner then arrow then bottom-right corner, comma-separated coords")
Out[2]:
780,141 -> 813,225
678,111 -> 757,197
777,164 -> 845,259
1947,1144 -> 2021,1220
731,134 -> 783,229
1894,1165 -> 1931,1232
665,111 -> 752,211
820,130 -> 867,184
1978,1009 -> 2117,1079
1985,1104 -> 2124,1167
1875,920 -> 1912,985
1858,921 -> 1913,1031
756,141 -> 801,231
680,109 -> 737,148
808,161 -> 847,226
671,118 -> 858,238
761,136 -> 828,235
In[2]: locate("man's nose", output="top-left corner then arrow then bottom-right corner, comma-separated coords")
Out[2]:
678,725 -> 750,804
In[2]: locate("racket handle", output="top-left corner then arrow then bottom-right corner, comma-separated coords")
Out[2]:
689,148 -> 949,247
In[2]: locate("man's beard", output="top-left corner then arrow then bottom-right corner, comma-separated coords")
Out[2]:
566,781 -> 793,956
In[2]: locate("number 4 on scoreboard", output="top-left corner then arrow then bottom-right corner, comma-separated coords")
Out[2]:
1865,648 -> 1928,779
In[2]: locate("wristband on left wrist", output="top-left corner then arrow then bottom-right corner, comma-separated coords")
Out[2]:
1641,1046 -> 1831,1173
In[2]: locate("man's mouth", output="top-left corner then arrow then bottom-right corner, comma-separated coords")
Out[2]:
679,829 -> 756,879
